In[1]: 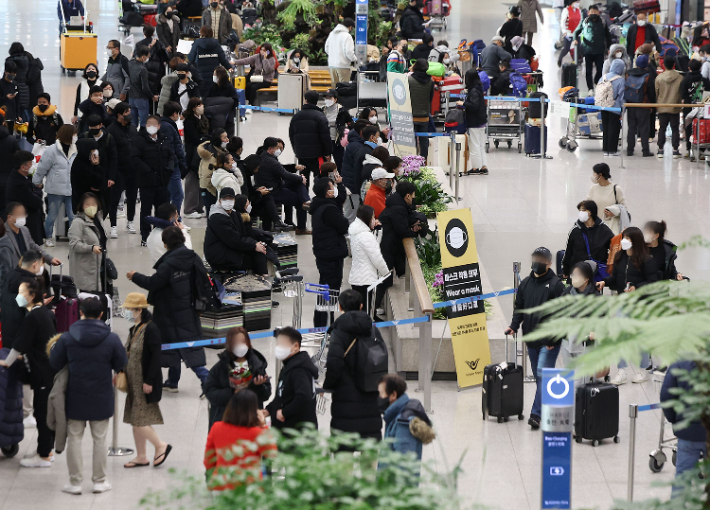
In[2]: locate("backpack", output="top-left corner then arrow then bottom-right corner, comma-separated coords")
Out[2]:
508,72 -> 527,97
191,255 -> 217,312
33,112 -> 60,127
344,325 -> 389,393
624,73 -> 649,103
690,79 -> 705,105
427,62 -> 446,77
594,75 -> 620,107
471,39 -> 486,66
478,70 -> 490,92
510,58 -> 531,74
444,106 -> 467,133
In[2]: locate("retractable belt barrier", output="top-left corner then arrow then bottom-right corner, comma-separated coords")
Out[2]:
241,105 -> 298,114
160,287 -> 515,351
415,132 -> 450,137
627,402 -> 663,502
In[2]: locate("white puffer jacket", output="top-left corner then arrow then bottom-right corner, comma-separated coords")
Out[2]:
348,218 -> 389,286
211,167 -> 244,194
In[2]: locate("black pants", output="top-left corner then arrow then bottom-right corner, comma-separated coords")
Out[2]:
33,385 -> 54,458
684,107 -> 693,150
107,171 -> 125,228
352,281 -> 386,313
239,251 -> 269,275
601,111 -> 621,153
413,121 -> 430,160
584,53 -> 604,90
201,188 -> 217,221
332,140 -> 344,173
299,157 -> 320,189
627,108 -> 650,155
254,193 -> 279,231
139,186 -> 171,241
272,181 -> 309,230
314,257 -> 343,327
125,168 -> 139,222
657,113 -> 680,151
245,80 -> 273,105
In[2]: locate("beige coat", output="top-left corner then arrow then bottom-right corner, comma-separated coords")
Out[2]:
68,211 -> 106,292
517,0 -> 544,33
655,69 -> 684,114
198,141 -> 225,197
47,365 -> 69,453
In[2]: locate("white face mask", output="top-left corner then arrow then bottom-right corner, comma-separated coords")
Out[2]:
274,345 -> 293,361
637,19 -> 646,27
107,49 -> 115,58
324,98 -> 335,107
578,210 -> 590,223
231,162 -> 238,172
104,89 -> 113,98
246,203 -> 252,213
443,57 -> 451,64
292,57 -> 300,64
36,265 -> 44,276
643,232 -> 655,244
72,135 -> 78,144
232,343 -> 249,358
621,238 -> 633,251
573,2 -> 579,7
221,199 -> 235,211
146,125 -> 158,135
221,141 -> 228,148
331,186 -> 339,198
273,149 -> 282,158
614,52 -> 622,59
250,175 -> 256,186
369,116 -> 378,125
213,75 -> 219,84
14,216 -> 26,228
591,174 -> 600,183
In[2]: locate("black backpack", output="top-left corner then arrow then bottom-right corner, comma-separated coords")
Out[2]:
191,255 -> 217,312
344,325 -> 389,393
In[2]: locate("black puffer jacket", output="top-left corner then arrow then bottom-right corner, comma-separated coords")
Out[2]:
400,4 -> 426,39
5,53 -> 31,111
78,129 -> 118,184
0,349 -> 24,447
0,126 -> 19,216
203,348 -> 271,429
6,169 -> 44,246
130,129 -> 175,188
204,203 -> 258,270
135,38 -> 168,95
132,245 -> 206,369
71,139 -> 106,209
561,217 -> 614,277
603,252 -> 659,291
463,70 -> 486,127
323,311 -> 383,439
254,152 -> 301,193
288,104 -> 332,160
265,351 -> 318,431
156,13 -> 181,54
187,38 -> 232,97
341,129 -> 365,193
106,119 -> 138,172
310,196 -> 349,261
509,269 -> 565,348
379,192 -> 419,277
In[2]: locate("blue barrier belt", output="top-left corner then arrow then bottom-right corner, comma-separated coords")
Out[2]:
566,102 -> 622,113
241,105 -> 296,114
432,288 -> 516,309
638,403 -> 662,412
414,132 -> 451,137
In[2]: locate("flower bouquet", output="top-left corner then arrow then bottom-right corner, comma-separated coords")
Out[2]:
229,365 -> 253,388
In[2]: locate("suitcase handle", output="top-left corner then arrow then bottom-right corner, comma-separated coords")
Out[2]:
505,333 -> 517,366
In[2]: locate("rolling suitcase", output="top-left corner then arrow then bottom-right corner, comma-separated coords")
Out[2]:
574,381 -> 620,446
55,298 -> 80,333
524,123 -> 547,155
561,62 -> 577,88
482,335 -> 525,423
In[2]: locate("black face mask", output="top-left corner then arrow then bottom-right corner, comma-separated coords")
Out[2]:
122,113 -> 133,124
531,262 -> 547,276
86,71 -> 97,79
89,128 -> 101,137
384,182 -> 393,195
5,74 -> 15,81
589,14 -> 599,20
177,73 -> 187,80
377,396 -> 391,412
38,104 -> 49,113
210,2 -> 218,7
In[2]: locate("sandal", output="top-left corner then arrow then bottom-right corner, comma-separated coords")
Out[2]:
124,461 -> 150,468
153,444 -> 173,468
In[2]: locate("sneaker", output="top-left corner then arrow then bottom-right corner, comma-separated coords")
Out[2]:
110,227 -> 118,239
140,240 -> 147,247
20,455 -> 51,468
608,152 -> 621,157
116,208 -> 126,219
642,152 -> 655,158
182,225 -> 192,232
528,415 -> 541,430
92,481 -> 112,494
470,167 -> 488,175
62,484 -> 82,495
126,222 -> 136,234
184,212 -> 204,219
603,152 -> 609,156
657,150 -> 664,158
611,369 -> 627,385
673,150 -> 682,159
376,308 -> 385,316
587,89 -> 594,97
684,152 -> 691,159
632,371 -> 648,384
163,384 -> 178,393
44,239 -> 55,248
23,415 -> 36,428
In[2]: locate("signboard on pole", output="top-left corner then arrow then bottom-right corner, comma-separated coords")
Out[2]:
541,368 -> 575,510
355,0 -> 368,65
387,72 -> 417,156
436,208 -> 491,387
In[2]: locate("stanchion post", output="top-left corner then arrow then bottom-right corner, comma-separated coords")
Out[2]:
449,131 -> 455,188
627,404 -> 639,502
108,387 -> 134,457
620,106 -> 626,169
454,141 -> 461,203
418,312 -> 433,413
541,97 -> 547,158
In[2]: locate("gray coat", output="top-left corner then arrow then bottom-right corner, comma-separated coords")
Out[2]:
0,227 -> 53,287
68,212 -> 105,292
201,6 -> 232,45
157,73 -> 179,116
101,54 -> 131,97
32,142 -> 77,196
518,0 -> 544,33
46,365 -> 68,453
480,44 -> 511,78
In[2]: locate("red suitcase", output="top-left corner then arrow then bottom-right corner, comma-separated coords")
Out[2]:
693,118 -> 710,144
143,14 -> 157,27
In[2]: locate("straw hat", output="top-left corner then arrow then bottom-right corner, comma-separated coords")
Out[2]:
122,292 -> 149,309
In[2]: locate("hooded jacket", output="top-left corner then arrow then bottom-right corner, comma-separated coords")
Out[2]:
106,118 -> 137,172
131,128 -> 175,189
254,151 -> 301,194
661,361 -> 707,442
341,129 -> 365,193
383,393 -> 434,460
27,104 -> 64,145
680,69 -> 710,107
0,267 -> 39,350
651,239 -> 680,280
310,196 -> 349,261
325,24 -> 356,68
49,319 -> 127,421
323,311 -> 383,438
289,104 -> 332,160
400,4 -> 426,39
5,52 -> 32,110
348,217 -> 389,286
203,348 -> 271,430
600,59 -> 627,109
158,73 -> 179,115
560,282 -> 601,354
379,192 -> 419,276
602,44 -> 632,76
32,141 -> 76,196
160,115 -> 187,174
101,53 -> 131,97
655,68 -> 684,114
626,65 -> 656,103
211,167 -> 243,194
573,15 -> 611,55
264,351 -> 318,430
204,202 -> 258,270
509,268 -> 565,348
408,71 -> 434,119
463,69 -> 486,127
0,233 -> 52,293
360,153 -> 384,190
78,127 -> 118,184
562,217 -> 614,276
189,38 -> 233,97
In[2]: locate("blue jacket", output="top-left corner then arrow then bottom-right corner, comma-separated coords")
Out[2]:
599,59 -> 626,109
660,361 -> 708,442
58,0 -> 84,21
160,116 -> 187,174
383,393 -> 431,460
341,129 -> 365,193
49,319 -> 127,422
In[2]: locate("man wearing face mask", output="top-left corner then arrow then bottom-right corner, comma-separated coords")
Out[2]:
625,12 -> 662,58
504,247 -> 565,430
288,91 -> 332,189
128,45 -> 159,128
557,1 -> 581,67
107,102 -> 139,234
169,63 -> 199,114
572,5 -> 612,92
363,167 -> 394,219
263,327 -> 318,431
101,40 -> 131,102
0,62 -> 22,128
26,93 -> 64,146
201,0 -> 232,45
77,87 -> 108,134
6,151 -> 46,245
561,200 -> 614,279
322,89 -> 351,171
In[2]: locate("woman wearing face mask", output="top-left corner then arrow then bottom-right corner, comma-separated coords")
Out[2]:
597,227 -> 659,384
156,5 -> 181,59
323,89 -> 351,171
68,192 -> 107,293
561,200 -> 614,280
602,44 -> 632,76
101,82 -> 115,102
211,152 -> 244,196
119,292 -> 172,468
560,261 -> 601,370
182,98 -> 209,218
644,220 -> 684,281
358,107 -> 390,139
198,128 -> 228,216
285,48 -> 311,90
203,327 -> 271,430
71,63 -> 101,125
206,66 -> 239,133
70,138 -> 106,214
585,162 -> 629,235
348,205 -> 389,311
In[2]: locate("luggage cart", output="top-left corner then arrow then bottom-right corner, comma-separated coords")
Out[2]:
558,91 -> 603,152
649,371 -> 677,472
424,0 -> 450,31
486,99 -> 524,153
305,284 -> 340,375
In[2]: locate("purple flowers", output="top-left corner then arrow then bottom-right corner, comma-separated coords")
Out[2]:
432,270 -> 444,288
402,155 -> 426,177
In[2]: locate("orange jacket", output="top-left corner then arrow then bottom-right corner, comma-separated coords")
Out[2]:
364,184 -> 387,218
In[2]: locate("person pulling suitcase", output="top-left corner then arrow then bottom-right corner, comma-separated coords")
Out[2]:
504,247 -> 565,430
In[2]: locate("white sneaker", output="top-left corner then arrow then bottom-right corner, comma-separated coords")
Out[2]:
62,484 -> 82,495
44,239 -> 55,248
182,225 -> 192,232
632,371 -> 648,383
611,369 -> 627,385
116,209 -> 126,219
20,455 -> 51,468
92,481 -> 112,493
185,212 -> 204,219
23,415 -> 36,428
126,222 -> 136,234
376,308 -> 385,316
110,227 -> 118,239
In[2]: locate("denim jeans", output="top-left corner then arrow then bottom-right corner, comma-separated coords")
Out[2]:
618,352 -> 650,370
128,97 -> 150,128
167,169 -> 184,220
45,194 -> 74,238
527,344 -> 561,418
672,439 -> 707,498
166,364 -> 209,388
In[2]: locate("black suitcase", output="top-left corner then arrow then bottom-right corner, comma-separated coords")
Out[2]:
524,124 -> 547,155
561,62 -> 577,88
574,381 -> 620,446
482,335 -> 525,423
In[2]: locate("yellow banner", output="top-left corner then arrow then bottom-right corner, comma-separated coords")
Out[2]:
436,209 -> 491,387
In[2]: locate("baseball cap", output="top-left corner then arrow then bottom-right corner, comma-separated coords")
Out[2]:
219,187 -> 236,199
531,247 -> 552,261
106,98 -> 121,110
371,167 -> 395,180
324,88 -> 338,98
492,35 -> 505,43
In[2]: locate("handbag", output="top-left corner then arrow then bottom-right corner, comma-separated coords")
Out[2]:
249,74 -> 264,83
582,233 -> 610,282
115,372 -> 128,393
105,258 -> 118,281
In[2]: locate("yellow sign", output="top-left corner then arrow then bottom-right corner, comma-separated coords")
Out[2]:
436,208 -> 491,387
386,72 -> 417,157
